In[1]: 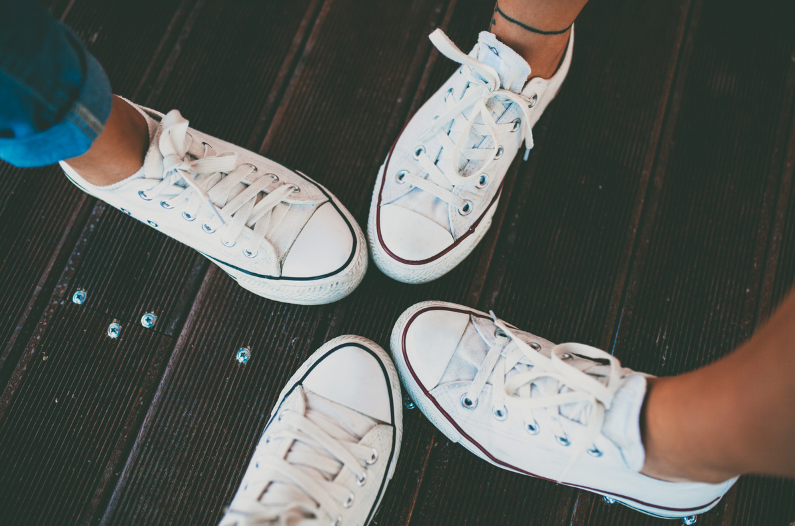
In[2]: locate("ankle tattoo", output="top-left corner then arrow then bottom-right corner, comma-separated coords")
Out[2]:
491,2 -> 572,35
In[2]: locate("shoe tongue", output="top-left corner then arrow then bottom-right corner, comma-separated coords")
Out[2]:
473,31 -> 531,93
601,374 -> 647,471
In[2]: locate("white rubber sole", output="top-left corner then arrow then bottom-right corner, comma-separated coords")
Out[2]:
389,301 -> 723,521
271,335 -> 404,523
367,167 -> 497,285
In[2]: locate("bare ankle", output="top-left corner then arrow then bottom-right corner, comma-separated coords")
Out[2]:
489,2 -> 575,80
65,96 -> 149,186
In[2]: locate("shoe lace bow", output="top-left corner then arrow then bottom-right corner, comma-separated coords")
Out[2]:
465,312 -> 626,480
141,110 -> 300,257
401,29 -> 535,214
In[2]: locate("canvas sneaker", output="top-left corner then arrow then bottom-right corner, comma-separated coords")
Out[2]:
219,335 -> 403,526
61,101 -> 367,305
368,28 -> 572,284
390,301 -> 738,520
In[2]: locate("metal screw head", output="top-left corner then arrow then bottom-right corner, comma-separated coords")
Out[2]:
683,516 -> 697,525
603,496 -> 616,505
140,313 -> 157,328
72,290 -> 87,305
403,394 -> 416,410
236,348 -> 251,364
107,323 -> 121,339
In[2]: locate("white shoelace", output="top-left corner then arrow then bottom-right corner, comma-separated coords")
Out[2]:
140,110 -> 300,257
401,29 -> 535,214
464,312 -> 626,481
229,405 -> 377,526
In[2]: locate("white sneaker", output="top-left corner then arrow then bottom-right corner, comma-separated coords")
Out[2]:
390,301 -> 738,520
219,335 -> 403,526
368,28 -> 572,284
61,101 -> 367,305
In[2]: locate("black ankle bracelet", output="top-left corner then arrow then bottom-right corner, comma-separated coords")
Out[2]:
493,4 -> 572,35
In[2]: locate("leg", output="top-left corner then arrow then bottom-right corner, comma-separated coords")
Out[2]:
490,0 -> 589,79
641,288 -> 795,483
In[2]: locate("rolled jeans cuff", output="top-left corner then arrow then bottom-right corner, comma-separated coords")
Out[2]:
0,44 -> 112,168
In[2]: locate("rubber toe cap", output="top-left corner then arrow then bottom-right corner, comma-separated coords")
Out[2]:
303,345 -> 392,422
379,204 -> 453,261
282,202 -> 354,278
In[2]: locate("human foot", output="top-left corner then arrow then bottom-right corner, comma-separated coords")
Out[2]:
62,100 -> 367,305
368,28 -> 572,284
219,335 -> 403,526
390,301 -> 737,520
64,96 -> 149,186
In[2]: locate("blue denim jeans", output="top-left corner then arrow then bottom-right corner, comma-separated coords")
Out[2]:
0,0 -> 112,167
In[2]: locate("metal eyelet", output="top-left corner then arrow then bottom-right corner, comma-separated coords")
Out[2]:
120,208 -> 131,216
530,342 -> 541,351
460,394 -> 477,409
147,220 -> 158,228
182,211 -> 195,221
511,118 -> 521,132
160,201 -> 173,209
555,434 -> 571,447
365,450 -> 378,465
343,493 -> 354,508
528,93 -> 538,108
587,446 -> 603,457
525,420 -> 540,435
494,146 -> 504,160
682,516 -> 697,525
444,87 -> 454,102
458,200 -> 473,216
476,174 -> 489,189
413,146 -> 425,160
267,173 -> 278,183
395,170 -> 408,184
561,353 -> 572,360
492,405 -> 508,421
291,186 -> 300,194
202,223 -> 216,234
332,516 -> 342,526
138,190 -> 152,201
494,327 -> 508,338
356,472 -> 366,487
243,248 -> 258,258
221,238 -> 236,248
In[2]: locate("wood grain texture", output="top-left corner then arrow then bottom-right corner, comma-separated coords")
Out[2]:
0,299 -> 173,525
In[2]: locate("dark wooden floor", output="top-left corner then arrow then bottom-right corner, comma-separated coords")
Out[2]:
1,0 -> 794,524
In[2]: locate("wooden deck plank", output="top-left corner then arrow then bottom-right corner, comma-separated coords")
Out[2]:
405,0 -> 695,524
0,299 -> 173,525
